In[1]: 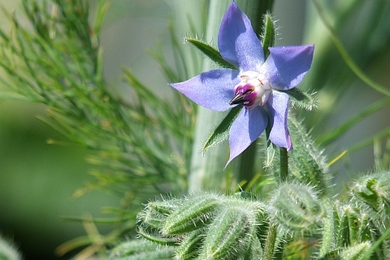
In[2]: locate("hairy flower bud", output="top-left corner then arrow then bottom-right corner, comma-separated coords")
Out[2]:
200,206 -> 255,259
351,171 -> 390,215
138,198 -> 184,230
334,203 -> 359,247
109,239 -> 175,259
162,194 -> 221,235
340,242 -> 372,260
174,229 -> 204,260
268,183 -> 325,233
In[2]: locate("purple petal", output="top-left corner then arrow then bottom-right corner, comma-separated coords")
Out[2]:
170,69 -> 239,111
263,45 -> 314,90
267,91 -> 292,150
218,2 -> 264,71
226,107 -> 267,166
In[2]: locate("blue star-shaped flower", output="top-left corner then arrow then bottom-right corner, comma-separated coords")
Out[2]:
170,2 -> 314,165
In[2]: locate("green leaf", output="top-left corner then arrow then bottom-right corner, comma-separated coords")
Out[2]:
185,37 -> 237,69
202,106 -> 242,152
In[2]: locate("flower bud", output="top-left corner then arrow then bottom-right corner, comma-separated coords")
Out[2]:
334,203 -> 359,247
351,171 -> 390,214
174,229 -> 204,260
268,183 -> 325,233
138,199 -> 183,230
110,239 -> 175,259
200,206 -> 256,259
340,242 -> 371,260
162,194 -> 221,235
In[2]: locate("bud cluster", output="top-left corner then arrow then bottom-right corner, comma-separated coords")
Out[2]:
136,193 -> 267,259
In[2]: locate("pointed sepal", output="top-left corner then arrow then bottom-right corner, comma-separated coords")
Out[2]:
202,105 -> 242,152
185,37 -> 237,69
261,13 -> 276,58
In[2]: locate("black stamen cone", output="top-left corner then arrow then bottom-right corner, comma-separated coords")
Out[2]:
229,94 -> 246,105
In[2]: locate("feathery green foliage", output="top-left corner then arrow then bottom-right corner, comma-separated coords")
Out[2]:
0,0 -> 196,255
0,0 -> 196,193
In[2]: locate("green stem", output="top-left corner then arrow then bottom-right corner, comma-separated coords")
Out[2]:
263,223 -> 278,260
279,147 -> 288,182
188,1 -> 232,191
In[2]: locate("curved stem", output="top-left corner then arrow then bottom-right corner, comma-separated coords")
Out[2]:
312,0 -> 390,98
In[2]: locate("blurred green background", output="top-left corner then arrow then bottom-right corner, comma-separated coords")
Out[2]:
0,1 -> 176,258
1,0 -> 389,258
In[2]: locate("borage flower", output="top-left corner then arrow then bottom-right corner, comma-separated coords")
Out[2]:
170,2 -> 314,165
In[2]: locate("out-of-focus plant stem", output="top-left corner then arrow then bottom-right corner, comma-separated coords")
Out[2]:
167,0 -> 207,78
188,0 -> 231,191
279,147 -> 288,182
